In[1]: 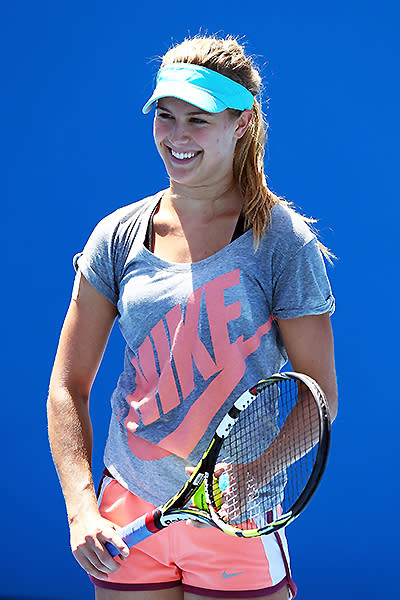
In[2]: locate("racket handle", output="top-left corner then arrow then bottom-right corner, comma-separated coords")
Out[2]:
105,510 -> 160,557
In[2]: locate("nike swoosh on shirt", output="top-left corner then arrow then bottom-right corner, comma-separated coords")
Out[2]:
222,570 -> 245,578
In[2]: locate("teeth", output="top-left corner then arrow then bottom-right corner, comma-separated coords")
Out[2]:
171,150 -> 196,160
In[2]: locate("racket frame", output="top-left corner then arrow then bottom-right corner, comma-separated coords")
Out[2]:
106,371 -> 331,555
203,372 -> 331,537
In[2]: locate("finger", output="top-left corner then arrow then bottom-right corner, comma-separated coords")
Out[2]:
73,546 -> 118,579
83,535 -> 124,573
185,519 -> 211,528
93,538 -> 128,570
214,464 -> 227,477
101,532 -> 130,559
218,506 -> 229,522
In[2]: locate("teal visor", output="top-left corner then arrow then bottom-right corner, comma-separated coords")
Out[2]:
142,63 -> 255,114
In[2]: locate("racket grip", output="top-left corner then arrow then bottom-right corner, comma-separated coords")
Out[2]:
105,510 -> 158,557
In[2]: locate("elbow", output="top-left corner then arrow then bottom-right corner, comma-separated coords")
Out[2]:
47,380 -> 90,420
326,382 -> 338,422
328,397 -> 338,422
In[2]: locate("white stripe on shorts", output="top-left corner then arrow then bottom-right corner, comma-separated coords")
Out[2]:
97,476 -> 113,507
261,506 -> 292,586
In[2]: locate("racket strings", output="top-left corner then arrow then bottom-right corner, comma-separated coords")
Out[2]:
211,379 -> 321,530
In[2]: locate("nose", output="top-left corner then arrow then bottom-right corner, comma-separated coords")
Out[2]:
168,119 -> 190,145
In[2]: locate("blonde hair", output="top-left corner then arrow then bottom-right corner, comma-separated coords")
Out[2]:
160,35 -> 333,259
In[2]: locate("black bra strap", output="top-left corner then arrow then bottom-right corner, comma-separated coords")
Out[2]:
231,212 -> 245,241
144,202 -> 159,251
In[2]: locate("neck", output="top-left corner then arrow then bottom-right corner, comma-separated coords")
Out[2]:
165,178 -> 242,218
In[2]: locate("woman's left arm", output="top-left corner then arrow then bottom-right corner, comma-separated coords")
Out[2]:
276,312 -> 338,420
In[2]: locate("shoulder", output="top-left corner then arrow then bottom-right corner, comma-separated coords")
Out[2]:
75,192 -> 163,303
92,192 -> 162,237
260,202 -> 316,258
77,191 -> 162,265
270,202 -> 315,243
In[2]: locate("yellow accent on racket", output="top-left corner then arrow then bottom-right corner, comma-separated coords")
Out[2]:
192,478 -> 222,510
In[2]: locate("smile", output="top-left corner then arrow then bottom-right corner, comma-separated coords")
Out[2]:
168,147 -> 201,161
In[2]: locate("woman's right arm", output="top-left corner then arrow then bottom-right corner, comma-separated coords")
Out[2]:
47,273 -> 129,579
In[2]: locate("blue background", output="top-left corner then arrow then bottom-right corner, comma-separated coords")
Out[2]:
2,1 -> 398,598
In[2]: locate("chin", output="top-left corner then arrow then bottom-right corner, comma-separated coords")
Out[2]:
168,173 -> 201,186
163,163 -> 201,186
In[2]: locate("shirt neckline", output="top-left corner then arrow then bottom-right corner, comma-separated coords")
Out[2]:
139,192 -> 252,270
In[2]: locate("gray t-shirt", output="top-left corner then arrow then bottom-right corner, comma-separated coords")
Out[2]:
74,191 -> 335,506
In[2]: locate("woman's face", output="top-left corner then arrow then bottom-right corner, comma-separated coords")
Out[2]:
153,97 -> 250,188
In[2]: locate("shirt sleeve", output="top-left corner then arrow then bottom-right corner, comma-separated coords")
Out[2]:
272,238 -> 335,319
73,214 -> 119,306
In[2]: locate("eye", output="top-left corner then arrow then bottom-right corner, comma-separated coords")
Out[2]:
190,117 -> 208,125
156,110 -> 174,120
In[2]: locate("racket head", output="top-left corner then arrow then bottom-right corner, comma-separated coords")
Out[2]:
203,372 -> 331,537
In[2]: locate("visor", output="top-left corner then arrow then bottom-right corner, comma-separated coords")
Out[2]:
142,63 -> 254,114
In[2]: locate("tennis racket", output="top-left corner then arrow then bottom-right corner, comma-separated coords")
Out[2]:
106,371 -> 331,557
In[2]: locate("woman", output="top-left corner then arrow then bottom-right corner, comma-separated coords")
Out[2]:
48,35 -> 337,600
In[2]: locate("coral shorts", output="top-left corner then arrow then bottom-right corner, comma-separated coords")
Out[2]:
90,475 -> 297,598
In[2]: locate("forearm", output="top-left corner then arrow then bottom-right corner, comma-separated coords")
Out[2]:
47,386 -> 99,523
47,384 -> 130,574
234,375 -> 331,492
47,281 -> 129,574
257,388 -> 320,482
277,313 -> 338,421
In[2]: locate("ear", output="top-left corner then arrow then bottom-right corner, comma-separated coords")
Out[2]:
234,110 -> 253,139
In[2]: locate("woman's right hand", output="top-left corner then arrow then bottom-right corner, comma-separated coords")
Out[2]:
70,510 -> 130,580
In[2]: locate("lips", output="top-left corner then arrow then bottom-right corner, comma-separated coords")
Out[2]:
171,150 -> 196,160
166,146 -> 202,162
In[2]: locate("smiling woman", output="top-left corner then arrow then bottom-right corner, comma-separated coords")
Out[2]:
48,33 -> 337,600
153,97 -> 252,197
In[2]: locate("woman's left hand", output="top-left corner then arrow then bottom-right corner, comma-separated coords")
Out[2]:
184,465 -> 227,528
